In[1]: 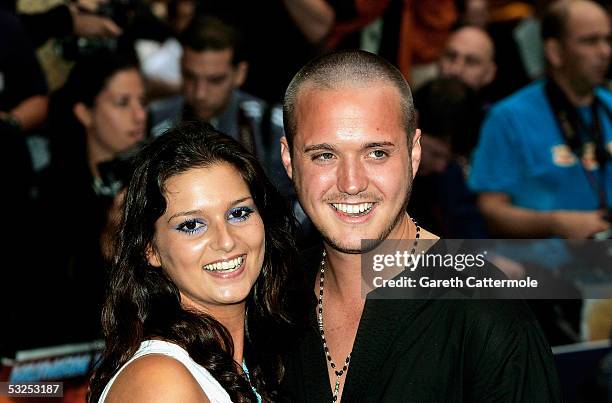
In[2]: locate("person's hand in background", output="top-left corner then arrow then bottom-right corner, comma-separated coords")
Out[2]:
69,2 -> 122,38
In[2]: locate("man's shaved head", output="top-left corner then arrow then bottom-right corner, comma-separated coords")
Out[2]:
439,26 -> 497,90
542,0 -> 608,41
283,50 -> 417,151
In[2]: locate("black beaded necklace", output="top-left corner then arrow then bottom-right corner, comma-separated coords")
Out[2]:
317,220 -> 421,402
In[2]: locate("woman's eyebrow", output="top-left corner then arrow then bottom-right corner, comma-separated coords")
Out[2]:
167,197 -> 254,223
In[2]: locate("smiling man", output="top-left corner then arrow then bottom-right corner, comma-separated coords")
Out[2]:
279,50 -> 561,402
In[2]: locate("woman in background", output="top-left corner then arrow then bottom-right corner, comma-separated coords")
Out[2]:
17,51 -> 147,349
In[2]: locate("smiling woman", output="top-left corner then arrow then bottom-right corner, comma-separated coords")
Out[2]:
147,163 -> 265,311
88,122 -> 301,403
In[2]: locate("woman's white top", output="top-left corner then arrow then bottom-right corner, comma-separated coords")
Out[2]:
98,339 -> 232,402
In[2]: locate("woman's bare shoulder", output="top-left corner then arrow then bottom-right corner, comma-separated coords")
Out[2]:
104,354 -> 210,403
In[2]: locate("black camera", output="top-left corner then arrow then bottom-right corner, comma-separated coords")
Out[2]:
97,146 -> 140,197
58,0 -> 141,59
97,0 -> 140,30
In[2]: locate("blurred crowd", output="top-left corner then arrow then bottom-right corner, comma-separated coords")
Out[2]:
1,0 -> 611,395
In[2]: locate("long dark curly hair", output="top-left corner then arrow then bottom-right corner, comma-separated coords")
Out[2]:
88,121 -> 301,402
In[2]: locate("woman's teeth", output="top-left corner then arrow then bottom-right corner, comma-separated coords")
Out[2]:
203,256 -> 244,272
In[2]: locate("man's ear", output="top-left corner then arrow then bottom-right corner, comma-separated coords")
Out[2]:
146,243 -> 162,268
483,62 -> 497,87
544,38 -> 563,69
73,102 -> 93,128
280,136 -> 293,179
233,61 -> 249,88
411,129 -> 422,179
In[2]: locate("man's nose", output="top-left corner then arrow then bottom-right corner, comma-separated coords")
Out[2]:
447,59 -> 465,76
195,80 -> 208,99
337,157 -> 368,195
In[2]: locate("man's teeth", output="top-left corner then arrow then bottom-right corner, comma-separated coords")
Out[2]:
332,203 -> 374,214
203,256 -> 244,272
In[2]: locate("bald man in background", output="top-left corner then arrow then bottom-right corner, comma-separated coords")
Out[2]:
470,0 -> 612,240
438,26 -> 497,92
468,0 -> 612,348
